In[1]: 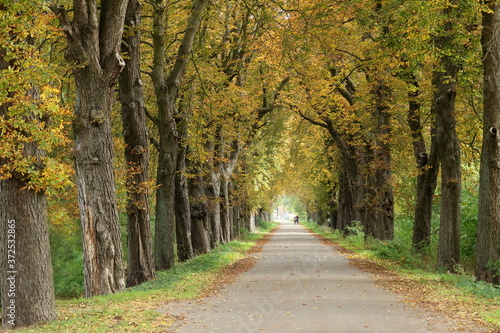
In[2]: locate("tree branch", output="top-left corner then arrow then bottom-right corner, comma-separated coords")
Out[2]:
100,0 -> 129,60
335,48 -> 371,62
257,76 -> 290,120
166,0 -> 209,92
144,106 -> 159,126
290,104 -> 328,129
48,4 -> 73,40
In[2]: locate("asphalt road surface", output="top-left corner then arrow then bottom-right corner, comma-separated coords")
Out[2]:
162,220 -> 487,333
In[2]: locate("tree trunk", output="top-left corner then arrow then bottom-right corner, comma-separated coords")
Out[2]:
0,7 -> 56,327
233,190 -> 252,233
151,0 -> 209,270
220,177 -> 233,241
0,179 -> 56,329
73,72 -> 126,295
317,210 -> 327,226
230,180 -> 245,238
119,0 -> 155,287
435,89 -> 462,272
336,170 -> 356,233
151,0 -> 176,271
154,144 -> 176,269
433,10 -> 461,273
324,120 -> 363,233
51,0 -> 128,297
189,173 -> 211,255
209,190 -> 223,247
220,140 -> 241,242
208,140 -> 222,247
476,2 -> 500,284
407,81 -> 439,251
175,117 -> 194,262
412,132 -> 439,251
360,75 -> 394,241
0,90 -> 56,327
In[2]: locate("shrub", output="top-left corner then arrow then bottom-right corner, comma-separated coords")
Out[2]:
461,191 -> 478,266
50,230 -> 84,298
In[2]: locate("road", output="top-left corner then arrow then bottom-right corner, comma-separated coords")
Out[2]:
161,220 -> 487,332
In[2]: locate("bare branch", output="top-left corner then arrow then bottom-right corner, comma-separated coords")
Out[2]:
48,4 -> 73,40
335,48 -> 371,62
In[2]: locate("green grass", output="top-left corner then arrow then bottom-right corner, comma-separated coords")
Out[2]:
14,221 -> 277,333
302,219 -> 500,328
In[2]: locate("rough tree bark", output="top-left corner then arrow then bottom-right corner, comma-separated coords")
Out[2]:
118,0 -> 155,287
175,108 -> 194,262
220,140 -> 241,242
476,1 -> 500,284
51,0 -> 128,296
150,0 -> 176,270
433,5 -> 462,273
151,0 -> 209,270
207,141 -> 223,248
363,80 -> 394,241
189,171 -> 212,255
336,170 -> 356,232
0,179 -> 56,329
406,78 -> 439,251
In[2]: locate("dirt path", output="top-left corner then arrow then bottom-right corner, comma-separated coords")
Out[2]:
160,221 -> 490,332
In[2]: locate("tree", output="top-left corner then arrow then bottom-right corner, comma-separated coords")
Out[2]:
149,0 -> 209,269
407,76 -> 439,251
0,180 -> 56,329
376,0 -> 442,251
476,0 -> 500,284
118,0 -> 155,287
0,3 -> 69,327
433,1 -> 462,273
175,97 -> 194,261
50,0 -> 128,296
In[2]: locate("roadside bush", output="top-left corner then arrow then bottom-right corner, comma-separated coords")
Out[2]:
256,217 -> 274,231
368,237 -> 425,270
50,230 -> 84,298
460,191 -> 478,267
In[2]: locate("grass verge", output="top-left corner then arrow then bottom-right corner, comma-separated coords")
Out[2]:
14,221 -> 277,333
302,220 -> 500,332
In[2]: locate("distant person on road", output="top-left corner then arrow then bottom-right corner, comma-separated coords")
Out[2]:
294,215 -> 299,224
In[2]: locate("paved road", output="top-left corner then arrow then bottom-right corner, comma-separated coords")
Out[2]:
161,221 -> 484,332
